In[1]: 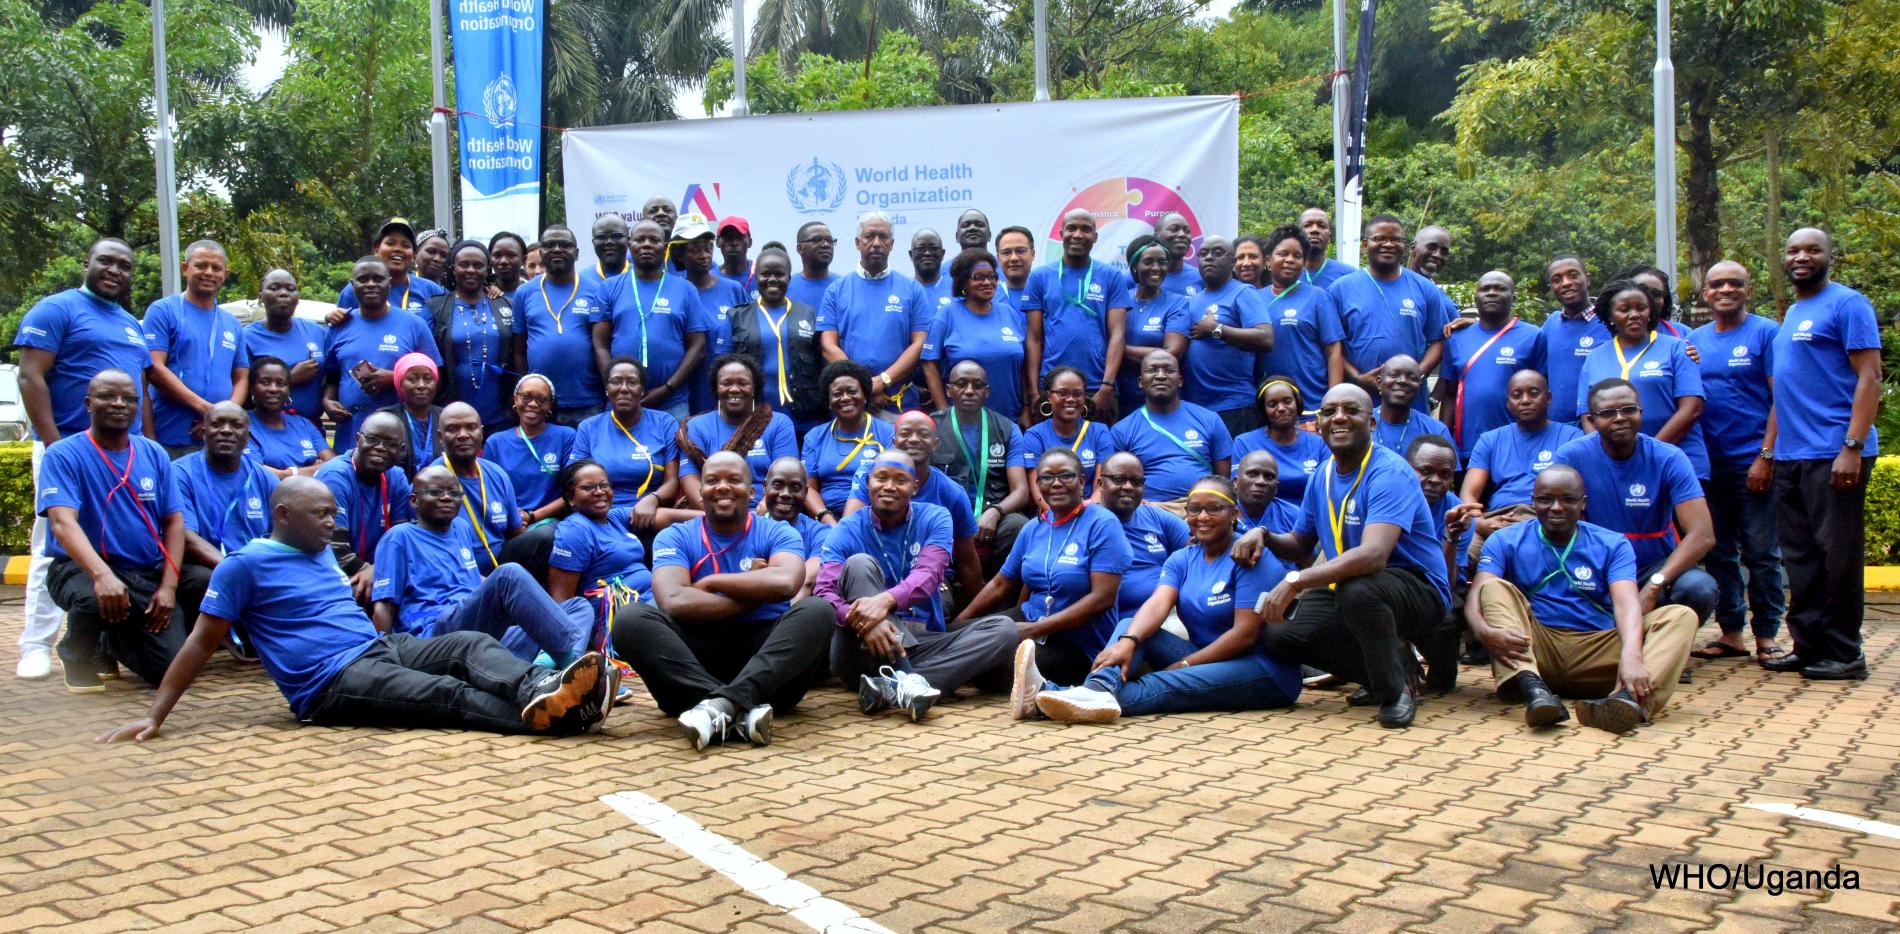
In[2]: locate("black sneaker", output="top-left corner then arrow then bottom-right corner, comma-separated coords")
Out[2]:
64,663 -> 105,694
520,652 -> 603,732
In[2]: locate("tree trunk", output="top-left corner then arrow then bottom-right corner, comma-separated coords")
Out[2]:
1764,128 -> 1784,314
1683,84 -> 1722,322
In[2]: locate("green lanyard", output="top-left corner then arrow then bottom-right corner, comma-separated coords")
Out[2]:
949,407 -> 991,514
1531,525 -> 1579,593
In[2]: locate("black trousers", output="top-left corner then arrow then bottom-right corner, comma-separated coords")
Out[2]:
1260,567 -> 1446,704
1774,457 -> 1872,664
49,558 -> 210,685
611,598 -> 833,716
305,631 -> 550,733
498,521 -> 559,588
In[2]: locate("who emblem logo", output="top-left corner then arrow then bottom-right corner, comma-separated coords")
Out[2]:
787,159 -> 847,214
483,73 -> 518,128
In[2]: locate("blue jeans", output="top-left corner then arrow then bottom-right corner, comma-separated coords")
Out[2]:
433,564 -> 594,665
1703,471 -> 1785,639
1640,560 -> 1718,626
1083,618 -> 1301,716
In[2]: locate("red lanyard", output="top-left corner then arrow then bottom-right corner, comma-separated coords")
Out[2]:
1453,318 -> 1516,446
84,432 -> 178,576
692,514 -> 754,577
1045,502 -> 1087,526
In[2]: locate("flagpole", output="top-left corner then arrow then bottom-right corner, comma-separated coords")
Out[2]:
151,0 -> 180,296
1330,0 -> 1350,267
1653,0 -> 1677,286
429,0 -> 455,239
731,0 -> 749,116
1033,0 -> 1050,101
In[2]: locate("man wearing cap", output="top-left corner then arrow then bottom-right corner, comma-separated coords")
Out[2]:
679,215 -> 751,412
321,256 -> 441,451
717,217 -> 755,294
590,219 -> 709,419
338,218 -> 447,312
817,212 -> 932,411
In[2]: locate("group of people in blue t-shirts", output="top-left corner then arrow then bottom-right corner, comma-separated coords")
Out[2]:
10,204 -> 1880,748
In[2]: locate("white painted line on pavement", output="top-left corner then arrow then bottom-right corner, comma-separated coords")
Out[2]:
1742,802 -> 1900,840
601,790 -> 896,934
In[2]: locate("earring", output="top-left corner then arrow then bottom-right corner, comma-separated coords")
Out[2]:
1038,400 -> 1054,419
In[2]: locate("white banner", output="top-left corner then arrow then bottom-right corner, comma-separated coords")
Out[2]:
562,96 -> 1238,273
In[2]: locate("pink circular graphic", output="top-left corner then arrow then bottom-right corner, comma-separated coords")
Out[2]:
1048,177 -> 1205,265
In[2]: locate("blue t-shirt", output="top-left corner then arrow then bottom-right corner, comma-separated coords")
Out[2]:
690,276 -> 753,413
1256,282 -> 1344,416
923,299 -> 1029,419
916,276 -> 955,317
1327,268 -> 1456,375
1236,497 -> 1301,536
1553,434 -> 1704,569
1295,444 -> 1452,607
1109,402 -> 1233,501
847,464 -> 978,542
592,270 -> 708,387
803,418 -> 894,514
817,271 -> 932,391
1117,504 -> 1192,619
1478,520 -> 1637,633
1159,545 -> 1289,649
321,308 -> 440,420
569,409 -> 680,506
1118,291 -> 1191,402
718,262 -> 755,295
201,541 -> 379,719
36,433 -> 179,568
1575,332 -> 1710,478
1540,310 -> 1609,423
679,411 -> 800,506
483,423 -> 576,511
1182,279 -> 1273,413
173,452 -> 279,556
1232,428 -> 1328,504
1370,406 -> 1451,456
1689,314 -> 1778,470
1019,261 -> 1134,391
1468,420 -> 1586,507
370,519 -> 482,636
550,506 -> 654,600
244,412 -> 331,469
1772,282 -> 1882,460
1000,505 -> 1132,655
243,318 -> 329,419
1305,258 -> 1356,288
652,516 -> 805,624
786,272 -> 841,312
513,276 -> 604,411
792,513 -> 832,557
1442,318 -> 1546,459
446,297 -> 510,425
1162,267 -> 1204,298
428,456 -> 522,571
1019,420 -> 1117,499
821,502 -> 954,632
12,288 -> 151,437
313,455 -> 415,561
337,273 -> 443,312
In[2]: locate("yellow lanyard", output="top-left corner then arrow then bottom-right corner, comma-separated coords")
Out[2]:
830,418 -> 882,472
1066,420 -> 1090,453
459,459 -> 500,567
538,276 -> 577,334
611,411 -> 658,495
759,302 -> 793,405
1612,331 -> 1659,379
394,279 -> 412,309
1323,446 -> 1374,588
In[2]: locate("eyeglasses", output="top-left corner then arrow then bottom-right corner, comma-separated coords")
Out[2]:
1531,495 -> 1585,508
949,379 -> 989,390
800,236 -> 837,245
1705,278 -> 1748,290
1038,471 -> 1082,485
515,393 -> 553,407
415,487 -> 459,500
1047,388 -> 1086,400
968,272 -> 999,283
1098,473 -> 1142,487
573,481 -> 613,496
1591,404 -> 1641,421
1317,404 -> 1368,418
1182,503 -> 1233,517
357,434 -> 403,451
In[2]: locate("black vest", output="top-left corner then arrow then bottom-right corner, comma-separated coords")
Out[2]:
931,407 -> 1013,510
728,299 -> 826,423
426,292 -> 517,411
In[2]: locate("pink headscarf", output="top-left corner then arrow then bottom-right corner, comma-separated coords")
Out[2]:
393,352 -> 437,387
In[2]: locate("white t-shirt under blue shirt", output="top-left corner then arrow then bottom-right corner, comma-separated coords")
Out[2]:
1294,444 -> 1452,608
1771,282 -> 1882,460
202,540 -> 380,719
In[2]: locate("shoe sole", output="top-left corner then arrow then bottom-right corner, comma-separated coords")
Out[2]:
1524,699 -> 1570,728
521,653 -> 603,732
857,676 -> 890,715
1800,671 -> 1869,681
65,682 -> 106,694
680,719 -> 718,751
1009,641 -> 1040,721
1577,698 -> 1644,734
1034,693 -> 1119,724
742,708 -> 773,746
906,692 -> 940,723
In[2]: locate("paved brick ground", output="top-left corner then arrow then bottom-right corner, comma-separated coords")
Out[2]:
1,584 -> 1896,933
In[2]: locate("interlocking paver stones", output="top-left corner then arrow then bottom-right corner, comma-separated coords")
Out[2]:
1,585 -> 1896,931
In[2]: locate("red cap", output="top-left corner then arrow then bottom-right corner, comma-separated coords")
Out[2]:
717,216 -> 751,237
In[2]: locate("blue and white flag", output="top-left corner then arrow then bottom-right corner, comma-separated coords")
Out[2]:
450,0 -> 543,241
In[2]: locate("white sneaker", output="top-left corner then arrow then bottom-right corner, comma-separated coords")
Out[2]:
1035,685 -> 1122,724
887,668 -> 941,723
733,704 -> 773,746
678,700 -> 733,751
1008,640 -> 1044,721
15,646 -> 52,680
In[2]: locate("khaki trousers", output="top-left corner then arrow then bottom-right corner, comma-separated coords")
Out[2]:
1475,578 -> 1695,719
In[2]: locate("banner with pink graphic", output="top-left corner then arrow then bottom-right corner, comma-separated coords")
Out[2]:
562,96 -> 1239,273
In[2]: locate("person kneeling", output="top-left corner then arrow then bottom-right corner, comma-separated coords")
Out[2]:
1467,465 -> 1695,734
609,452 -> 833,751
1036,477 -> 1303,723
98,478 -> 612,742
817,451 -> 1018,721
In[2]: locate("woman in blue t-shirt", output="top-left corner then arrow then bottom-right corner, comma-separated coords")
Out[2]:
1021,365 -> 1116,507
1576,280 -> 1709,477
678,354 -> 799,509
546,459 -> 698,624
1232,378 -> 1327,505
955,448 -> 1131,688
245,355 -> 335,478
569,357 -> 681,515
922,248 -> 1030,422
801,360 -> 894,518
482,373 -> 575,522
1033,476 -> 1303,722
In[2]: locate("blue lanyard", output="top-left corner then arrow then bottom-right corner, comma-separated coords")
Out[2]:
212,468 -> 258,556
455,298 -> 494,389
405,410 -> 434,465
1036,507 -> 1087,609
1379,413 -> 1416,453
628,269 -> 668,367
1138,407 -> 1210,471
870,514 -> 915,590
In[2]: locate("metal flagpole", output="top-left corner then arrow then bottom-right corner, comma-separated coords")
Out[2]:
732,0 -> 749,116
151,0 -> 180,296
1652,0 -> 1677,286
429,0 -> 455,239
1033,0 -> 1050,101
1330,0 -> 1349,266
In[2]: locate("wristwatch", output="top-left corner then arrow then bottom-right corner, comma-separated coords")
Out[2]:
1284,569 -> 1302,589
1843,437 -> 1864,451
1648,573 -> 1669,588
1211,322 -> 1225,341
1757,448 -> 1774,461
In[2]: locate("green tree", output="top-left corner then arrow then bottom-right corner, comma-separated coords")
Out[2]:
704,30 -> 942,114
545,0 -> 731,127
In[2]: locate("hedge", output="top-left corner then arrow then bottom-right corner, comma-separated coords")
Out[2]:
1864,456 -> 1900,566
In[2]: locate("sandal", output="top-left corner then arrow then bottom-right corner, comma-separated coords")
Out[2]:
1756,646 -> 1792,662
1691,642 -> 1750,660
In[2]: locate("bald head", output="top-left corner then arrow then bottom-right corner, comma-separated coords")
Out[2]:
272,476 -> 338,552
